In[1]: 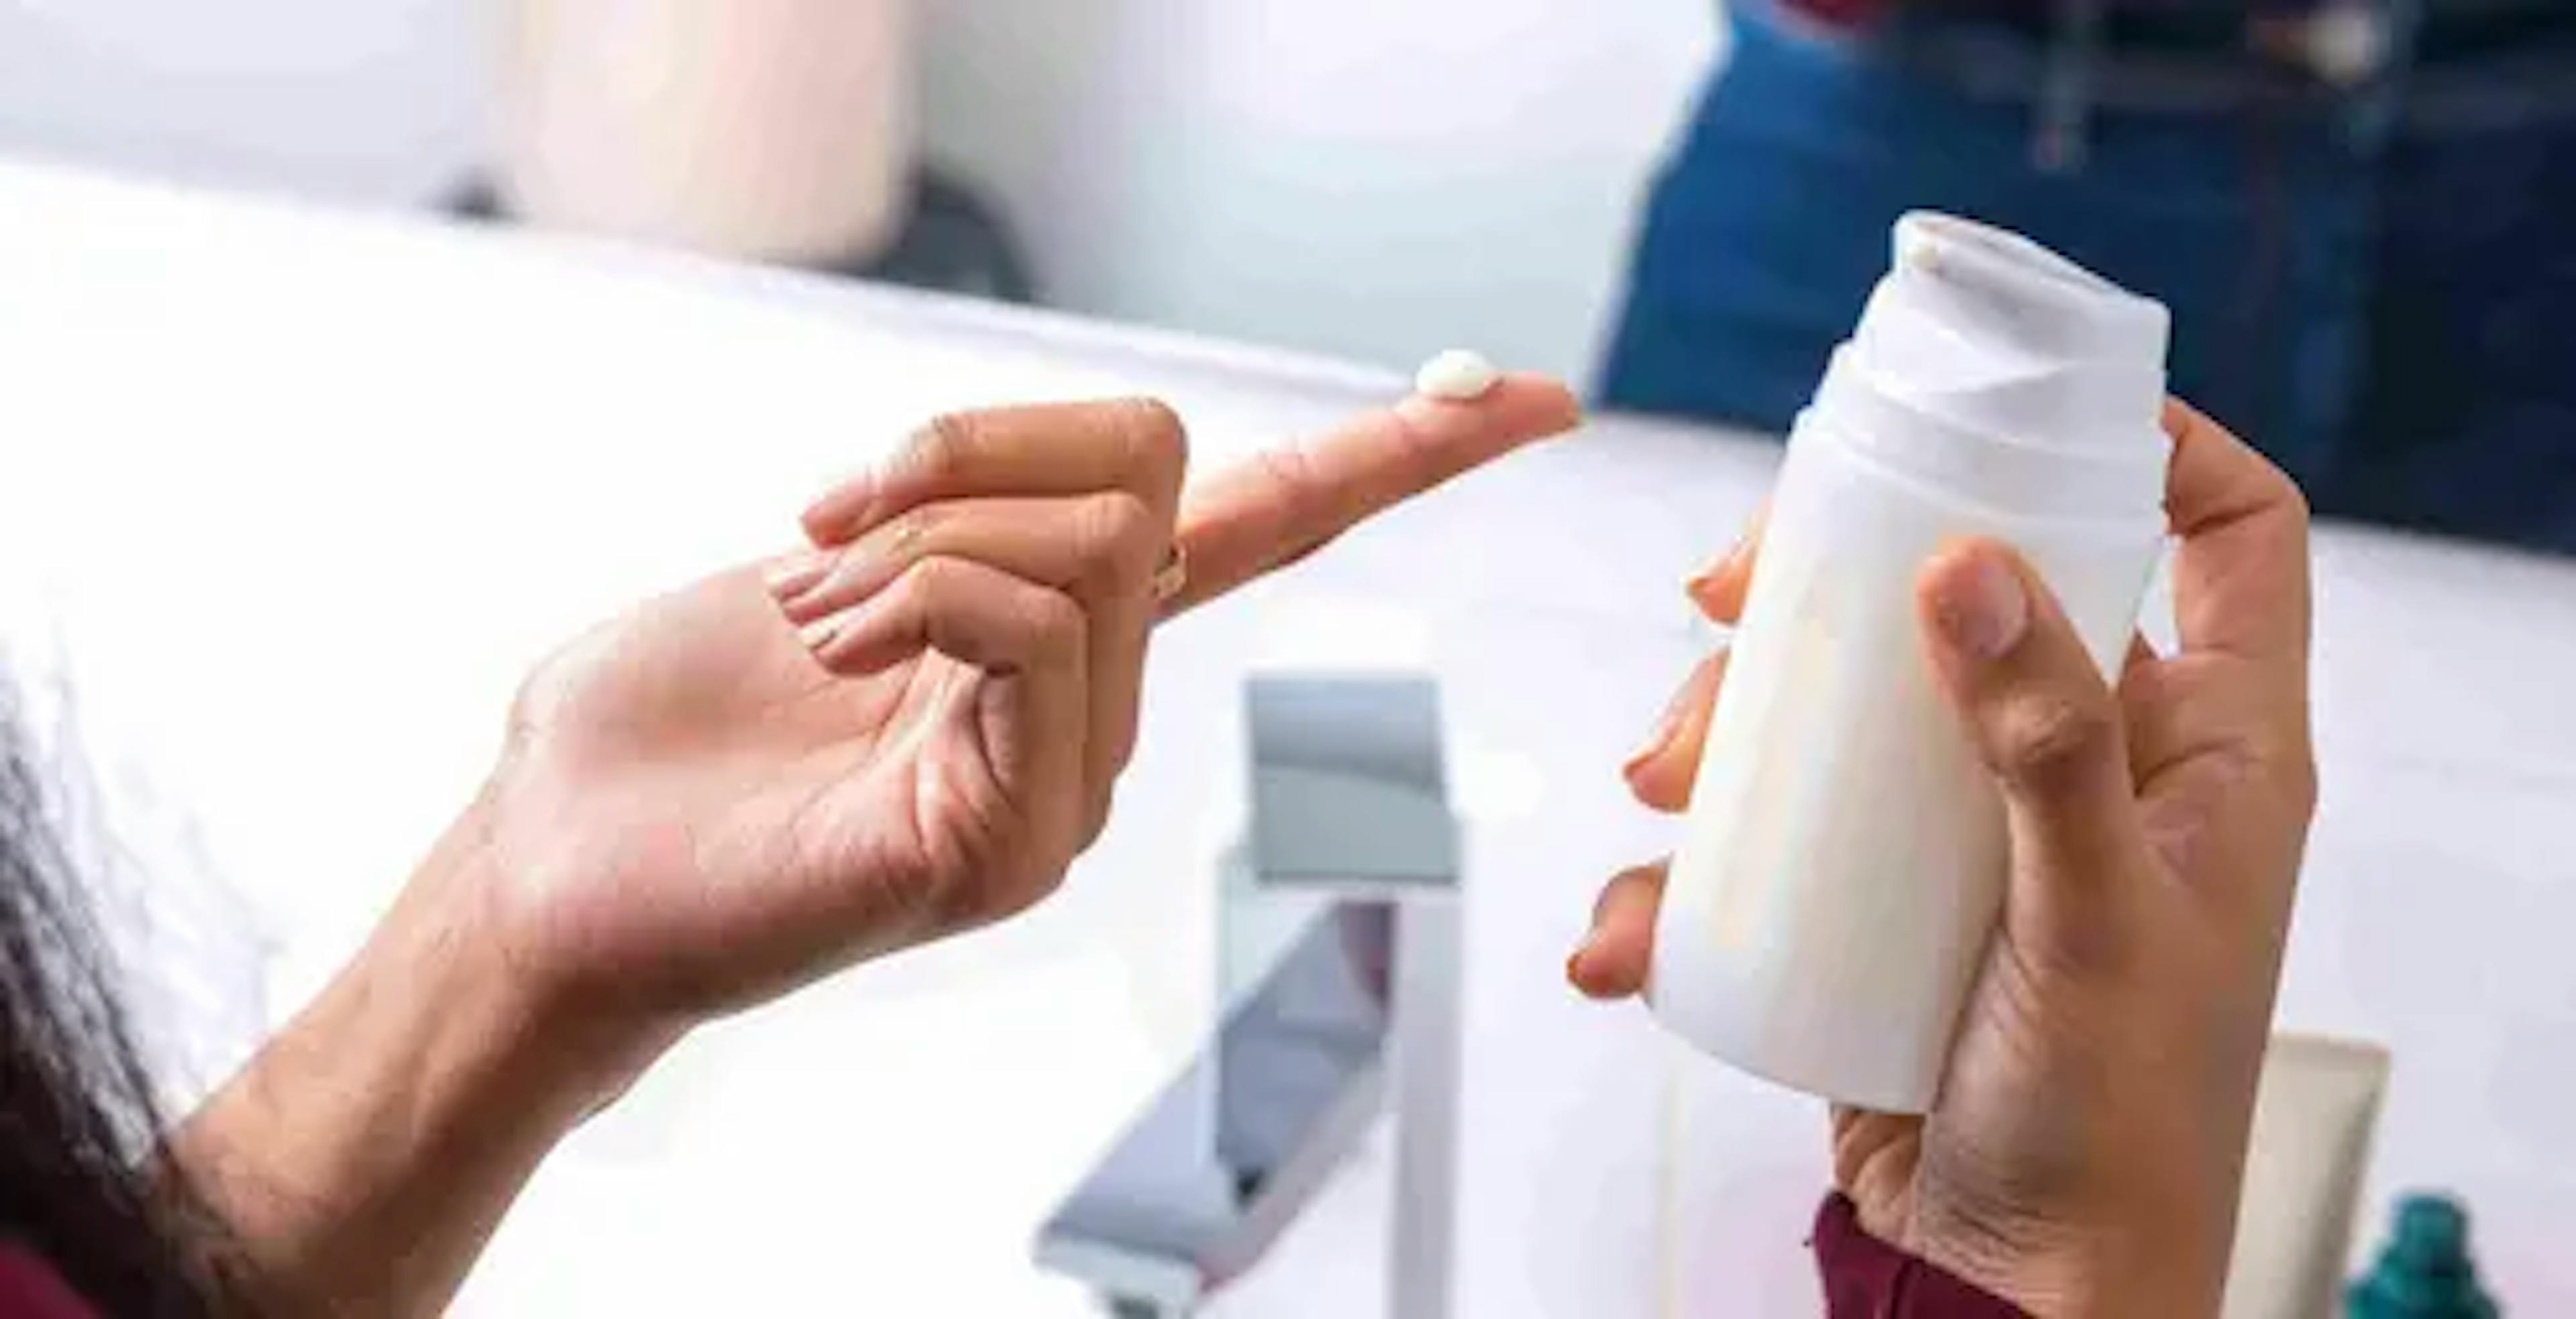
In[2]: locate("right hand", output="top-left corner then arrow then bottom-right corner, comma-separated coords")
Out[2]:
469,380 -> 1579,1031
180,378 -> 1580,1319
1569,402 -> 2317,1316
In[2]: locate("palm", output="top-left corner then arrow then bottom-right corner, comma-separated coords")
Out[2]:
489,565 -> 1027,1016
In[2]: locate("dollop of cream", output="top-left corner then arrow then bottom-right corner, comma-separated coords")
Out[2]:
1413,349 -> 1499,403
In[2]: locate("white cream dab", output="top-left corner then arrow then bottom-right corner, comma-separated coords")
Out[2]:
1412,349 -> 1499,402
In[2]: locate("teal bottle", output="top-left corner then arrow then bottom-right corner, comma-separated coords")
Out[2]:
2348,1194 -> 2499,1318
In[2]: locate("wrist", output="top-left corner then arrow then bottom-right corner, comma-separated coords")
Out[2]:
396,794 -> 684,1119
178,802 -> 679,1313
1909,1194 -> 2224,1319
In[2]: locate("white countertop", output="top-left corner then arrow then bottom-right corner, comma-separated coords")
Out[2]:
3,159 -> 2571,1316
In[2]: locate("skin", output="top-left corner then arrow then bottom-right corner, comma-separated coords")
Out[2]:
170,376 -> 1580,1316
1570,401 -> 2318,1317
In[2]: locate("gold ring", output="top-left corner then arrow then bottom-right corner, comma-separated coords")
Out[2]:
1149,543 -> 1189,604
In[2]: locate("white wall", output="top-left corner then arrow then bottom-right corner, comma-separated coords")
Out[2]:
0,0 -> 485,199
0,0 -> 1716,381
920,0 -> 1718,380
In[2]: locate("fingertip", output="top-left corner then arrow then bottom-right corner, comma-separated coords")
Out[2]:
2160,394 -> 2212,443
1683,571 -> 1733,621
1684,507 -> 1766,623
1570,865 -> 1665,999
1624,717 -> 1703,811
1580,945 -> 1650,999
1508,372 -> 1585,435
1916,538 -> 2033,666
763,549 -> 830,603
1914,543 -> 2135,847
1625,757 -> 1693,814
1566,929 -> 1646,1000
1623,648 -> 1724,812
1394,372 -> 1582,441
1565,932 -> 1615,997
800,479 -> 873,547
796,599 -> 909,678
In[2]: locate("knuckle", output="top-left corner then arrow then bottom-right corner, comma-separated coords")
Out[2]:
1117,397 -> 1189,490
1256,441 -> 1317,502
1087,489 -> 1159,562
904,552 -> 955,597
883,503 -> 945,554
2275,744 -> 2320,821
1104,719 -> 1142,775
895,554 -> 965,619
1080,491 -> 1161,578
1081,783 -> 1118,848
1387,409 -> 1450,492
1256,442 -> 1336,537
1020,587 -> 1088,653
2265,464 -> 2314,525
904,412 -> 980,486
1991,690 -> 2119,783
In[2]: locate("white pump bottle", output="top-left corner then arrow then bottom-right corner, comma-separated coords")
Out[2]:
1649,213 -> 2173,1113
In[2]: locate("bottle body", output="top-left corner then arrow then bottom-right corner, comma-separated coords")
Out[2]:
1648,214 -> 2171,1112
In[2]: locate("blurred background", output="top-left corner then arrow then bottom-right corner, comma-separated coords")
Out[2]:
3,3 -> 2573,1314
0,0 -> 1713,384
9,0 -> 2568,554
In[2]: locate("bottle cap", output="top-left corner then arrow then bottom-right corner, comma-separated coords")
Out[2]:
1807,213 -> 2173,526
2349,1194 -> 2500,1319
1857,214 -> 2170,457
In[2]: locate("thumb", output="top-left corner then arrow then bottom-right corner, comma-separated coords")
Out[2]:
1917,540 -> 2145,922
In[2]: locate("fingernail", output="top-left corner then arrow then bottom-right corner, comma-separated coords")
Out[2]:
1686,540 -> 1750,613
798,615 -> 843,653
1933,551 -> 2029,661
1623,677 -> 1698,779
802,466 -> 879,535
1621,739 -> 1670,789
764,551 -> 830,600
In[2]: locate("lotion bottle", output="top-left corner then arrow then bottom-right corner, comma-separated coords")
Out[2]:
1649,213 -> 2173,1112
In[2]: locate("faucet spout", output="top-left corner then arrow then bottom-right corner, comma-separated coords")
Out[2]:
1036,675 -> 1464,1317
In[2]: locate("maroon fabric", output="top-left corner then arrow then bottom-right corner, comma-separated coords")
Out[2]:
1778,0 -> 1902,28
0,1246 -> 94,1319
1813,1194 -> 2029,1318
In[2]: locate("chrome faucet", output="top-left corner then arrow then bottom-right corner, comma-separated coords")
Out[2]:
1036,674 -> 1464,1318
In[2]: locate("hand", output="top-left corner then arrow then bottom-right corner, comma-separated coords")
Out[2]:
1570,403 -> 2316,1316
474,380 -> 1578,1033
178,376 -> 1576,1316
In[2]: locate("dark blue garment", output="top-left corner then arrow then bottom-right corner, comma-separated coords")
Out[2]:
1600,3 -> 2576,555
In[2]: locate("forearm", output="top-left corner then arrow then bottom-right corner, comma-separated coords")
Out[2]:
168,809 -> 661,1316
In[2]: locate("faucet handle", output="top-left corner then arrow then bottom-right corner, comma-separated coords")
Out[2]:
1244,673 -> 1457,893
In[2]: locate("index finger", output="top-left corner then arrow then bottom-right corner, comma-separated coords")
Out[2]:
800,398 -> 1187,547
2161,398 -> 2312,678
1159,372 -> 1580,616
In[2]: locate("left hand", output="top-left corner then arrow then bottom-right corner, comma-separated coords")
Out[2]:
457,380 -> 1579,1035
1568,403 -> 2316,1315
